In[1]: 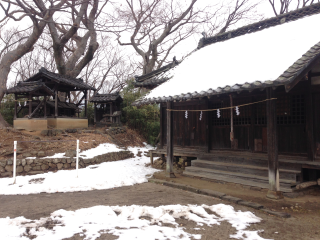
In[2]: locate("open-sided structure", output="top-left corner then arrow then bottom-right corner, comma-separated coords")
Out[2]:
90,92 -> 123,126
133,4 -> 320,198
6,68 -> 95,130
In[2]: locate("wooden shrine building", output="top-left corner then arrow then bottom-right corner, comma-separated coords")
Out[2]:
90,92 -> 123,126
6,68 -> 95,131
133,4 -> 320,198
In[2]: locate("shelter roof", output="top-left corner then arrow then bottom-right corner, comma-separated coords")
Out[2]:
26,68 -> 96,91
6,81 -> 54,95
134,58 -> 180,88
133,3 -> 320,106
90,92 -> 123,103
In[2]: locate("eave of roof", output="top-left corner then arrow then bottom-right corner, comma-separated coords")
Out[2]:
26,68 -> 96,91
90,92 -> 123,103
6,81 -> 54,95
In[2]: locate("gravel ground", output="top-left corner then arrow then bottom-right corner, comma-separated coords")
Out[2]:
1,182 -> 319,240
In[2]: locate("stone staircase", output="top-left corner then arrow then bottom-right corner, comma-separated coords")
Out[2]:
183,155 -> 303,193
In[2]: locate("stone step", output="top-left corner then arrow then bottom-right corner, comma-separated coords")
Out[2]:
198,155 -> 303,171
192,160 -> 300,181
184,166 -> 295,188
183,167 -> 293,193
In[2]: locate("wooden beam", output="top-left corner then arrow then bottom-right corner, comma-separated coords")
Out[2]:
55,91 -> 58,117
266,88 -> 282,199
14,94 -> 17,120
76,94 -> 85,107
166,101 -> 176,178
28,98 -> 46,119
306,72 -> 315,161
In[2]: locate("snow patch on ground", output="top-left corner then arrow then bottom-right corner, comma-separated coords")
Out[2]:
0,204 -> 271,240
0,144 -> 158,195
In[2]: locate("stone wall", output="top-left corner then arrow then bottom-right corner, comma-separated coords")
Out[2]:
0,151 -> 134,178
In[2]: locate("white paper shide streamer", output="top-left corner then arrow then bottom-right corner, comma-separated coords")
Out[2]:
185,110 -> 188,119
199,111 -> 203,121
235,106 -> 240,116
217,109 -> 221,118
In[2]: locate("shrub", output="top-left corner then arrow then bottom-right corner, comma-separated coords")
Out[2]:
0,94 -> 15,125
121,79 -> 160,145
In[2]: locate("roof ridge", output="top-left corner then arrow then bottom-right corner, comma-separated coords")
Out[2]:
198,2 -> 320,49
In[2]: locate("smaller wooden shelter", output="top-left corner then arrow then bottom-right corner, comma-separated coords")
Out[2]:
6,68 -> 95,130
90,92 -> 123,126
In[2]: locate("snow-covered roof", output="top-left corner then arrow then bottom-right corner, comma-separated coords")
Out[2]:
133,4 -> 320,106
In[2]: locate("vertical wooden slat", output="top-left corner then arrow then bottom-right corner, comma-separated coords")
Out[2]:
29,94 -> 32,117
14,94 -> 17,120
306,72 -> 315,161
55,91 -> 58,117
166,101 -> 176,178
266,88 -> 282,199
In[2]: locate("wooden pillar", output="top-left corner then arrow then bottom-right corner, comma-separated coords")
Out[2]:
307,72 -> 315,161
84,90 -> 87,118
166,101 -> 176,178
249,97 -> 255,152
28,94 -> 32,117
94,103 -> 97,124
229,95 -> 234,148
44,96 -> 47,119
109,102 -> 112,123
67,92 -> 71,103
14,94 -> 17,120
55,91 -> 58,117
266,88 -> 282,199
159,104 -> 163,149
206,98 -> 211,153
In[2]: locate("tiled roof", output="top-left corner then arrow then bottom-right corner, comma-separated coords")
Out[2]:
133,4 -> 320,106
90,92 -> 123,103
6,81 -> 54,95
46,101 -> 79,110
134,59 -> 180,88
27,68 -> 96,91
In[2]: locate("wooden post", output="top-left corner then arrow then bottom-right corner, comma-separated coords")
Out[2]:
307,72 -> 315,161
109,102 -> 112,123
84,90 -> 87,118
266,88 -> 282,199
94,103 -> 97,124
166,101 -> 176,178
206,98 -> 211,153
44,96 -> 47,119
28,94 -> 32,117
55,91 -> 58,117
229,95 -> 234,148
14,94 -> 17,120
249,97 -> 255,152
159,104 -> 163,149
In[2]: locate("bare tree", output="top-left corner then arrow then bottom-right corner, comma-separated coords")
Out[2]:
268,0 -> 319,16
0,0 -> 108,127
114,0 -> 262,75
0,0 -> 63,127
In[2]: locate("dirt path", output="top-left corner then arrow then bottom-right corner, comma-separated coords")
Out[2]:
0,182 -> 319,240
